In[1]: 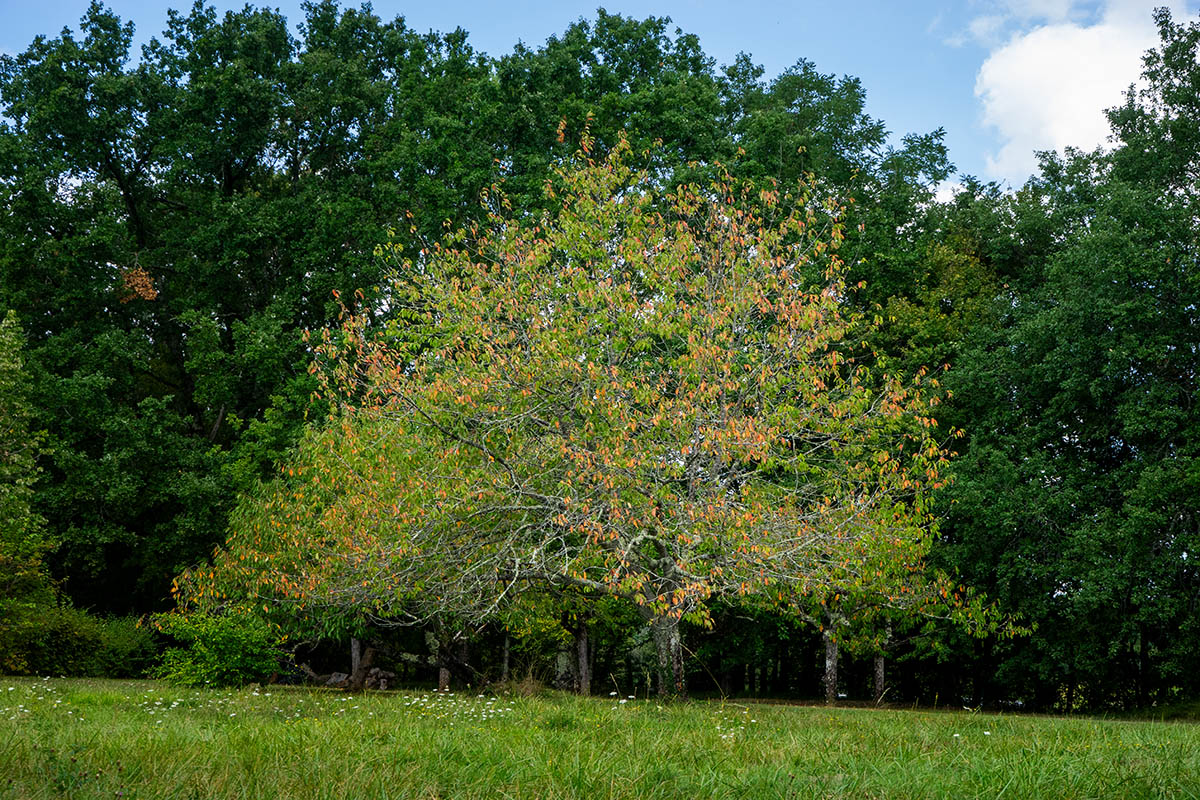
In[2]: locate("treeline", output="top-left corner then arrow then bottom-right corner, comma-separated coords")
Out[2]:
0,1 -> 1196,711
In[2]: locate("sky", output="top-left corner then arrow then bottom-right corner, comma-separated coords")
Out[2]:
1,0 -> 1194,189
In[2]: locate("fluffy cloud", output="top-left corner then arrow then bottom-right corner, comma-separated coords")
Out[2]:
934,180 -> 965,204
973,1 -> 1188,184
949,1 -> 1086,47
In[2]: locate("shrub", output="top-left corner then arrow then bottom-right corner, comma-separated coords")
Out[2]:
0,605 -> 102,676
154,611 -> 285,687
96,616 -> 159,677
0,606 -> 160,677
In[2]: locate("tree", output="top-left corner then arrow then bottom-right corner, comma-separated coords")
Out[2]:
933,9 -> 1200,709
181,137 -> 953,697
721,54 -> 887,188
492,10 -> 727,199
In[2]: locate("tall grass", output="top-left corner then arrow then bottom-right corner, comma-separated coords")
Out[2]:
1,677 -> 1197,798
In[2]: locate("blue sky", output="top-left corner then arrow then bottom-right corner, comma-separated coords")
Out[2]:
1,0 -> 1194,188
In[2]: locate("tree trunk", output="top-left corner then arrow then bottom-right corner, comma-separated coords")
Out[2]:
575,622 -> 591,696
437,638 -> 451,692
500,632 -> 511,684
873,652 -> 886,704
651,616 -> 686,698
438,663 -> 451,692
348,640 -> 375,692
554,645 -> 574,690
823,628 -> 839,705
1137,623 -> 1148,708
457,636 -> 470,687
971,637 -> 989,707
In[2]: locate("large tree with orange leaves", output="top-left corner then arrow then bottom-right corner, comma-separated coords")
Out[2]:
180,137 -> 953,696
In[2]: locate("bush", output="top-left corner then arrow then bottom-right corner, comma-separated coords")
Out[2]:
154,611 -> 285,687
0,605 -> 103,676
0,606 -> 160,677
96,616 -> 159,677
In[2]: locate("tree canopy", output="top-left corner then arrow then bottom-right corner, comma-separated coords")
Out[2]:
179,138 -> 963,695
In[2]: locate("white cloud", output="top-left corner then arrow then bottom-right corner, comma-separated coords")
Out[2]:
947,0 -> 1086,47
974,1 -> 1186,184
998,0 -> 1077,23
967,15 -> 1008,47
934,180 -> 965,204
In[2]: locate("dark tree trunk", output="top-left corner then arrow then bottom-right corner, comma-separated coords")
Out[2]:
588,631 -> 596,689
437,638 -> 451,692
651,616 -> 686,698
971,637 -> 990,707
1137,624 -> 1149,708
500,632 -> 511,684
575,622 -> 591,696
720,666 -> 734,697
457,636 -> 470,685
823,628 -> 839,705
775,647 -> 786,695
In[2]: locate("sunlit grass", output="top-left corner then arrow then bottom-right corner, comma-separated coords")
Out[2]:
1,677 -> 1197,798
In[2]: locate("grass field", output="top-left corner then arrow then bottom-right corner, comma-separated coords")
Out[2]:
1,677 -> 1197,799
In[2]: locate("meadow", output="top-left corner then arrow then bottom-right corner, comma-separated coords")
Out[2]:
1,678 -> 1197,799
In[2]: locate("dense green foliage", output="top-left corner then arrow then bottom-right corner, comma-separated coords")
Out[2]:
0,313 -> 157,678
2,1 -> 1198,711
0,610 -> 157,678
153,611 -> 284,687
0,311 -> 54,675
2,678 -> 1199,799
930,9 -> 1200,711
0,313 -> 47,579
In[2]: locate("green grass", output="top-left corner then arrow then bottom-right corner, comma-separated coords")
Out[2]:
1,678 -> 1197,799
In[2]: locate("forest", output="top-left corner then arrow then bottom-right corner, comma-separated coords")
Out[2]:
1,0 -> 1197,713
